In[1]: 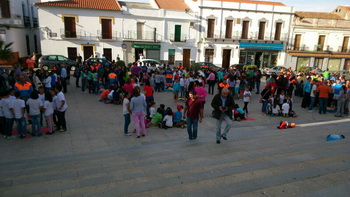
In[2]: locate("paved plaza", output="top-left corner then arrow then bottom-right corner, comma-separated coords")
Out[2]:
0,83 -> 350,197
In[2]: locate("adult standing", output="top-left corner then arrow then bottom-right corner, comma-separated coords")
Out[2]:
26,55 -> 35,69
55,85 -> 68,131
211,88 -> 235,144
335,85 -> 347,117
317,81 -> 331,114
14,74 -> 33,101
183,91 -> 203,140
130,88 -> 147,138
301,77 -> 312,108
194,81 -> 208,109
60,64 -> 68,93
206,70 -> 216,95
260,85 -> 272,114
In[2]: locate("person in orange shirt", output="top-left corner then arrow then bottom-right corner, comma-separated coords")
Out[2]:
26,55 -> 35,68
218,80 -> 230,93
317,82 -> 331,114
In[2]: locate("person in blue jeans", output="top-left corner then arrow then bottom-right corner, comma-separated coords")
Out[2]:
122,92 -> 132,136
211,88 -> 235,144
26,91 -> 43,137
183,91 -> 203,140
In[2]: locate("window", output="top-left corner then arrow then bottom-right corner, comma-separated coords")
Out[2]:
258,21 -> 266,40
25,35 -> 30,55
57,56 -> 67,61
225,20 -> 233,39
239,51 -> 247,64
207,19 -> 215,38
328,59 -> 341,72
241,21 -> 249,39
314,58 -> 324,68
101,18 -> 112,39
275,22 -> 282,40
341,36 -> 349,52
168,49 -> 175,64
48,56 -> 57,61
317,35 -> 325,51
296,57 -> 310,71
0,0 -> 11,18
294,34 -> 301,50
64,16 -> 77,38
205,49 -> 214,63
174,25 -> 181,42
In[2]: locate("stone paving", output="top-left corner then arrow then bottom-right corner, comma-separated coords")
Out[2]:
0,82 -> 349,197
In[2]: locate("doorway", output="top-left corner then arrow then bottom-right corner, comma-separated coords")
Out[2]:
135,48 -> 143,62
255,52 -> 263,68
222,49 -> 231,69
83,46 -> 94,60
183,49 -> 191,67
103,48 -> 112,61
345,59 -> 350,71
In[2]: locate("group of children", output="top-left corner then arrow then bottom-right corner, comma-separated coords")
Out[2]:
266,90 -> 296,117
0,85 -> 67,139
146,103 -> 186,129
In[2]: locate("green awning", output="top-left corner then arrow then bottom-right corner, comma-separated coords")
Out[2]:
132,44 -> 161,50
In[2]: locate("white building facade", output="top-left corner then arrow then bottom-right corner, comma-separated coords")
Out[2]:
186,0 -> 294,69
36,0 -> 198,66
0,0 -> 41,63
286,7 -> 350,72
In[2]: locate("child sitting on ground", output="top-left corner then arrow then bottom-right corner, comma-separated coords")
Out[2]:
99,88 -> 111,102
162,108 -> 173,129
272,100 -> 281,116
233,104 -> 245,121
266,99 -> 273,115
282,99 -> 290,117
148,107 -> 163,128
173,105 -> 186,128
149,101 -> 156,119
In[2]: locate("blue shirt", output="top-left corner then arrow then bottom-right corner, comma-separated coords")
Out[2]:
174,111 -> 182,123
61,68 -> 67,79
220,95 -> 227,107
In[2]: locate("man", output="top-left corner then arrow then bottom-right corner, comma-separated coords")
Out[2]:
211,88 -> 235,144
14,74 -> 33,101
55,84 -> 68,132
317,81 -> 331,114
183,91 -> 203,140
301,77 -> 311,108
60,64 -> 68,93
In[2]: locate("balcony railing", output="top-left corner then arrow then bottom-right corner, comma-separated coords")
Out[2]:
206,31 -> 288,41
338,46 -> 350,53
287,45 -> 309,51
33,17 -> 38,28
169,33 -> 187,42
123,30 -> 162,42
23,16 -> 30,28
60,28 -> 82,39
0,17 -> 23,26
97,30 -> 121,40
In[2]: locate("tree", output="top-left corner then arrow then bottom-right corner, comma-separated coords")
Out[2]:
0,39 -> 13,61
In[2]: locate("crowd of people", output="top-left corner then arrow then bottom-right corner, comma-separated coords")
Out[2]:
1,55 -> 350,143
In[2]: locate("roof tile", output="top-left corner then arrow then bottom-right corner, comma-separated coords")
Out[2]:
154,0 -> 191,11
295,12 -> 343,20
209,0 -> 285,7
36,0 -> 121,11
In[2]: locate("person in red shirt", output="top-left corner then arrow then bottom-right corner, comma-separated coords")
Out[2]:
317,82 -> 331,114
183,91 -> 203,140
143,80 -> 154,118
26,55 -> 35,68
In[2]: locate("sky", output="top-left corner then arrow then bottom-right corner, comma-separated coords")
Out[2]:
123,0 -> 350,12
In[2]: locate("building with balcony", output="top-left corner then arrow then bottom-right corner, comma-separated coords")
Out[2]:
286,6 -> 350,72
186,0 -> 294,68
0,0 -> 41,64
36,0 -> 197,66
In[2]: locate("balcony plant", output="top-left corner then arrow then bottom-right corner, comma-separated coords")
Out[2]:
0,40 -> 13,61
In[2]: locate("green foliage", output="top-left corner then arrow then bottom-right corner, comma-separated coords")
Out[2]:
0,40 -> 13,61
189,63 -> 201,71
243,65 -> 258,70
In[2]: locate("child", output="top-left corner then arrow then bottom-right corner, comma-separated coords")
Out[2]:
282,99 -> 290,117
162,108 -> 173,129
173,78 -> 180,101
272,100 -> 281,116
10,91 -> 26,138
38,86 -> 45,126
26,91 -> 43,136
149,101 -> 156,119
9,89 -> 16,102
279,90 -> 285,108
0,93 -> 6,137
243,87 -> 251,114
122,92 -> 132,136
159,104 -> 166,117
43,91 -> 54,135
55,84 -> 68,132
149,107 -> 163,128
233,104 -> 245,121
0,91 -> 15,139
50,89 -> 58,128
266,99 -> 273,115
235,77 -> 240,99
173,105 -> 186,128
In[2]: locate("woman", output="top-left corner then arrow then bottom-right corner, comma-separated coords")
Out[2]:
130,87 -> 147,138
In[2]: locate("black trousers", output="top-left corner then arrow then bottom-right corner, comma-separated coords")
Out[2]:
57,110 -> 67,130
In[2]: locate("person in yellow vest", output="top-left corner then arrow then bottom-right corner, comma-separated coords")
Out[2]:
108,72 -> 117,87
218,80 -> 230,93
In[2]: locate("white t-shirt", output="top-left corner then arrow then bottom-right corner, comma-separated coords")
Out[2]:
243,91 -> 251,102
123,98 -> 130,115
282,103 -> 290,114
43,76 -> 51,88
0,99 -> 4,117
43,100 -> 54,116
0,98 -> 14,118
310,85 -> 317,97
279,94 -> 285,105
163,115 -> 173,127
272,105 -> 280,114
9,96 -> 16,102
39,94 -> 45,105
26,98 -> 43,115
55,92 -> 67,112
150,107 -> 156,118
10,99 -> 25,119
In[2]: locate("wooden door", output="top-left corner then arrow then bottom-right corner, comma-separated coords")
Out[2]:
175,25 -> 181,41
275,22 -> 282,40
64,17 -> 76,38
83,46 -> 93,60
294,34 -> 301,50
0,0 -> 10,18
222,49 -> 231,69
225,20 -> 233,39
207,19 -> 215,38
242,21 -> 249,39
258,21 -> 266,40
317,35 -> 325,51
183,49 -> 191,67
67,47 -> 77,61
101,19 -> 112,39
342,36 -> 349,52
103,48 -> 112,61
344,59 -> 350,71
